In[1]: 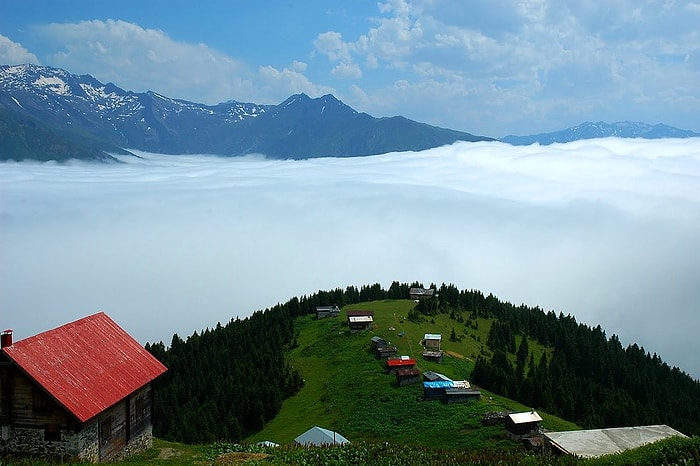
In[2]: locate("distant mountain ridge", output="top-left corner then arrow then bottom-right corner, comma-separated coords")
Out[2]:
0,64 -> 492,162
501,121 -> 700,146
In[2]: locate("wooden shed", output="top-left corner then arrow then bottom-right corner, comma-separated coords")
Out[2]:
0,312 -> 167,463
443,387 -> 481,404
316,306 -> 340,319
409,287 -> 435,300
346,310 -> 374,332
505,411 -> 543,439
385,357 -> 417,374
395,367 -> 421,387
422,350 -> 443,363
422,333 -> 442,350
370,336 -> 390,349
375,346 -> 398,360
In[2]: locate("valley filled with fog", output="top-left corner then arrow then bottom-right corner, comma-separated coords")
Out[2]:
2,138 -> 699,378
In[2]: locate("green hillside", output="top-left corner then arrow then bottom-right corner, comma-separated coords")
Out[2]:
245,299 -> 576,449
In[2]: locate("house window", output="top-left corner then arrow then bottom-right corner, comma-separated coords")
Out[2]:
32,388 -> 50,413
44,423 -> 61,441
99,416 -> 112,445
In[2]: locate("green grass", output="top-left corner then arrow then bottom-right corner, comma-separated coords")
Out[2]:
245,299 -> 577,448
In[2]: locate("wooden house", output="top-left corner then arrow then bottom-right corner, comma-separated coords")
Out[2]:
422,333 -> 442,350
385,357 -> 416,374
505,411 -> 543,440
375,346 -> 398,360
395,367 -> 421,387
422,350 -> 443,363
0,312 -> 167,463
346,310 -> 374,332
316,306 -> 340,319
409,287 -> 435,300
370,336 -> 390,349
443,387 -> 481,404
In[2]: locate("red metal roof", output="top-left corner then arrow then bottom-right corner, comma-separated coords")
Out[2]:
386,358 -> 417,367
1,312 -> 167,423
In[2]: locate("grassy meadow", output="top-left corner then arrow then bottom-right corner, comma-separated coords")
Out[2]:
244,299 -> 576,448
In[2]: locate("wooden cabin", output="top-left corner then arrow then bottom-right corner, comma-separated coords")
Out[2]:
375,346 -> 398,360
370,336 -> 390,349
385,357 -> 417,374
443,387 -> 481,404
505,411 -> 543,439
395,367 -> 421,387
316,306 -> 340,319
409,287 -> 435,300
346,310 -> 374,332
422,350 -> 443,363
0,313 -> 167,463
422,333 -> 442,350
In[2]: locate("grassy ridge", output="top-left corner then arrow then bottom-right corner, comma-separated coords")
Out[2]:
245,299 -> 576,448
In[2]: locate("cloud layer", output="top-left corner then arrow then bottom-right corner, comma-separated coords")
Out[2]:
2,138 -> 700,378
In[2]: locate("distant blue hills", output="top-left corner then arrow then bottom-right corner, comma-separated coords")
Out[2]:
500,121 -> 700,146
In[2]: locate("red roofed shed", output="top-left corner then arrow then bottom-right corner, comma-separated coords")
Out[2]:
0,312 -> 167,463
386,357 -> 417,374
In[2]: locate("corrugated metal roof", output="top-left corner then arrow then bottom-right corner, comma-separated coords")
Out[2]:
544,425 -> 687,458
1,312 -> 167,423
424,333 -> 442,340
386,358 -> 417,367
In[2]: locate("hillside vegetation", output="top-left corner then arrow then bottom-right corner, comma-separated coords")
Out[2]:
245,299 -> 575,448
5,281 -> 700,465
139,281 -> 700,460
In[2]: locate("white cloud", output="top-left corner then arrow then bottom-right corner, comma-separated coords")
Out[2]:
257,64 -> 335,99
313,0 -> 700,135
34,19 -> 254,104
2,138 -> 700,380
0,34 -> 40,65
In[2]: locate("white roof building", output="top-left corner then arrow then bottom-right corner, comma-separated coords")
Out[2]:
544,425 -> 686,458
295,426 -> 350,446
508,411 -> 543,424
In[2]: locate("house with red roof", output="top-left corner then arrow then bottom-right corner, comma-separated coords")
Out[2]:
385,356 -> 417,374
0,312 -> 167,463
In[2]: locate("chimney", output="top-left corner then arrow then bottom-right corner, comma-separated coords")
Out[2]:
1,329 -> 12,348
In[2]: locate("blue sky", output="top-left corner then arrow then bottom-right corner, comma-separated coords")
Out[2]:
1,0 -> 699,137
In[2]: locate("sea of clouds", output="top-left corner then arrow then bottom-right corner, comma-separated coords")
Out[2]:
2,138 -> 699,378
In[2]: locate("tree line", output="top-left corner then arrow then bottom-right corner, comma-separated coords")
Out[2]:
419,283 -> 700,436
146,281 -> 700,444
144,281 -> 420,443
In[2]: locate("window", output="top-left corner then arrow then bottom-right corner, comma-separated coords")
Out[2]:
32,388 -> 51,413
44,423 -> 61,441
99,416 -> 112,445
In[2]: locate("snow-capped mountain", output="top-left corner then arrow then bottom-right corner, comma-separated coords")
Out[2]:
501,121 -> 700,146
0,64 -> 491,162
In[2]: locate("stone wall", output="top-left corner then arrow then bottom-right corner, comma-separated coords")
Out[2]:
77,419 -> 99,463
114,424 -> 153,461
1,425 -> 81,462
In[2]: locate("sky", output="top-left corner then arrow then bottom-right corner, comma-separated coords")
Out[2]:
2,139 -> 700,380
1,0 -> 699,137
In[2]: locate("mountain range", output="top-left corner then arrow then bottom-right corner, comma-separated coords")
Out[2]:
500,121 -> 700,145
0,64 -> 491,162
1,64 -> 698,162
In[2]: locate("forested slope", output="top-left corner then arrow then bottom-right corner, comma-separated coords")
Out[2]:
145,281 -> 700,444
